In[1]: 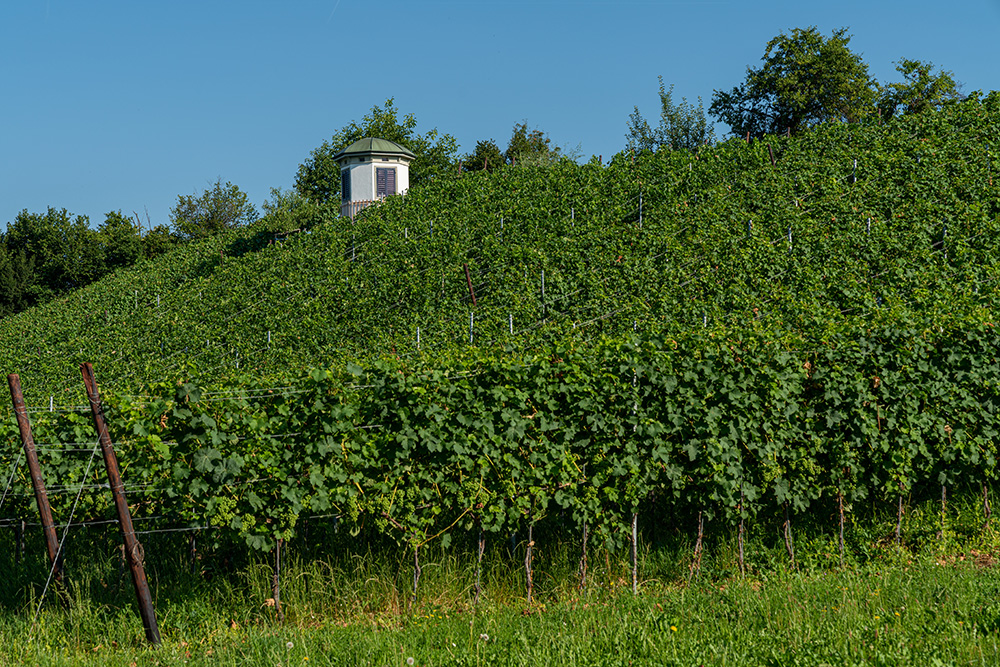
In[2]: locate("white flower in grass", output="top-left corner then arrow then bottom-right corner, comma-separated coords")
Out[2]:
287,641 -> 294,649
406,658 -> 415,666
479,633 -> 489,641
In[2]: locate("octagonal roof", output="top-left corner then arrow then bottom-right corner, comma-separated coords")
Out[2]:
333,137 -> 416,162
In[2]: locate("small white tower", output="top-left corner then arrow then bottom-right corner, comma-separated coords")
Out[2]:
333,137 -> 415,218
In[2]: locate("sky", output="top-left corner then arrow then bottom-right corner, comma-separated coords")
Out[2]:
1,0 -> 998,231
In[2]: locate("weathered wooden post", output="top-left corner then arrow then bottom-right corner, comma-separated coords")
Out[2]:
80,363 -> 161,646
7,374 -> 62,583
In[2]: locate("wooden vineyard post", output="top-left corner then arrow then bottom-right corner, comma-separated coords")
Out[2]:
463,263 -> 477,307
7,374 -> 63,585
80,363 -> 161,646
630,512 -> 638,595
474,517 -> 485,605
525,523 -> 534,605
272,538 -> 284,622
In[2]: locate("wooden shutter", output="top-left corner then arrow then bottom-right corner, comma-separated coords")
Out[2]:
341,169 -> 351,201
377,168 -> 396,197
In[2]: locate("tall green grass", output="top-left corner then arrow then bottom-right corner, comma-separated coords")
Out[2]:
2,487 -> 1000,665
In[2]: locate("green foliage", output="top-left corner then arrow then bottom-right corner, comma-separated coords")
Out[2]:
98,211 -> 145,269
0,207 -> 172,320
462,139 -> 505,173
3,207 -> 103,298
1,97 -> 1000,557
170,178 -> 259,241
0,246 -> 37,317
710,26 -> 877,137
504,122 -> 564,166
627,76 -> 714,152
7,323 -> 1000,560
141,223 -> 179,259
294,98 -> 460,203
2,94 -> 1000,406
878,58 -> 963,118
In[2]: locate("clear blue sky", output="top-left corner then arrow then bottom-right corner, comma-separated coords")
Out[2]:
2,0 -> 998,231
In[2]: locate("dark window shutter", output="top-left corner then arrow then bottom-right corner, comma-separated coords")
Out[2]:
341,169 -> 351,201
376,168 -> 396,197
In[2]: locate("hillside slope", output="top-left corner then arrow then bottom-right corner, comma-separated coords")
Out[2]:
2,94 -> 999,405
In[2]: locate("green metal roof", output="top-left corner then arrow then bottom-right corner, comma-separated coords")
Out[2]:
333,137 -> 416,161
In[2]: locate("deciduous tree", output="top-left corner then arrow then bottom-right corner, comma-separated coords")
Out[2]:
462,139 -> 505,173
99,210 -> 145,270
295,99 -> 459,203
709,27 -> 876,138
627,77 -> 713,152
878,59 -> 962,118
4,207 -> 103,296
170,178 -> 259,241
504,122 -> 564,167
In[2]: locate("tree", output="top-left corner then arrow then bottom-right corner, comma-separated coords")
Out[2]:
627,76 -> 714,152
878,59 -> 962,118
142,225 -> 178,259
170,178 -> 259,241
4,207 -> 103,296
98,210 -> 145,270
295,99 -> 460,203
260,187 -> 321,233
0,246 -> 37,318
462,139 -> 505,173
504,122 -> 563,167
709,27 -> 876,138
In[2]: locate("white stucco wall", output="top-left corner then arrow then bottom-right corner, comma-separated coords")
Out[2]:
346,156 -> 411,202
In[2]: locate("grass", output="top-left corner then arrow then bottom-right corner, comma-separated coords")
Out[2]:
3,489 -> 1000,665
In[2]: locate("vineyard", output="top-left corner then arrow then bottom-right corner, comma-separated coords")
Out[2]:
2,94 -> 1000,653
6,325 -> 1000,576
1,93 -> 998,403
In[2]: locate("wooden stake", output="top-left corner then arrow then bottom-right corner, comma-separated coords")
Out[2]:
474,519 -> 485,604
838,491 -> 845,567
525,522 -> 534,605
738,486 -> 745,577
464,263 -> 477,307
984,482 -> 992,530
784,503 -> 795,569
8,374 -> 62,585
895,493 -> 904,546
80,363 -> 161,646
940,484 -> 947,541
688,511 -> 704,582
272,538 -> 284,622
631,512 -> 638,595
411,544 -> 421,611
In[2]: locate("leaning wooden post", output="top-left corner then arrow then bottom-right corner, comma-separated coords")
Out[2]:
463,263 -> 477,307
80,363 -> 161,646
8,374 -> 62,584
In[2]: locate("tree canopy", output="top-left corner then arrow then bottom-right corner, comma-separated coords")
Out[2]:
709,26 -> 876,138
0,206 -> 175,318
627,76 -> 714,152
462,139 -> 505,173
295,99 -> 460,203
170,178 -> 259,241
878,58 -> 962,118
504,122 -> 565,166
462,123 -> 568,173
